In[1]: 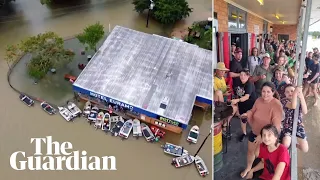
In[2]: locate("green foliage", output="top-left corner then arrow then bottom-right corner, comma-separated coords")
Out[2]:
132,0 -> 193,25
5,32 -> 75,80
132,0 -> 149,13
40,0 -> 51,5
184,21 -> 212,50
76,22 -> 105,52
4,45 -> 20,68
312,31 -> 320,39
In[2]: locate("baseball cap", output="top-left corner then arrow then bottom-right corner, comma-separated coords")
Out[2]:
235,47 -> 242,53
262,53 -> 270,58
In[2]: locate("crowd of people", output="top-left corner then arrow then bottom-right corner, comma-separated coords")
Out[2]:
214,38 -> 320,180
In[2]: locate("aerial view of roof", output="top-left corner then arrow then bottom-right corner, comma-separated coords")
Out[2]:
73,26 -> 212,124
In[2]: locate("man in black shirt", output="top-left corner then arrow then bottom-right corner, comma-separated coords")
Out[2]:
304,53 -> 320,106
230,47 -> 244,94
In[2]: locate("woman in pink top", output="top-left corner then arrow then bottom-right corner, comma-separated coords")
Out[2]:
240,82 -> 284,179
246,124 -> 291,180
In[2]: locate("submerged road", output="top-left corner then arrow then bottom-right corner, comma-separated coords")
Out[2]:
0,0 -> 212,179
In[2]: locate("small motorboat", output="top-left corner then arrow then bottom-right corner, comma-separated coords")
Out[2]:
58,107 -> 74,122
102,113 -> 112,133
132,119 -> 142,138
88,106 -> 99,122
161,142 -> 188,157
119,119 -> 133,139
19,94 -> 34,107
110,118 -> 125,136
94,112 -> 105,129
187,125 -> 200,144
150,126 -> 166,139
141,123 -> 155,142
194,155 -> 209,177
171,154 -> 195,168
40,102 -> 56,115
67,101 -> 82,117
83,101 -> 91,117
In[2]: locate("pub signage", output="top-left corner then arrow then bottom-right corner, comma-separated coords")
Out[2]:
89,92 -> 133,110
158,116 -> 179,126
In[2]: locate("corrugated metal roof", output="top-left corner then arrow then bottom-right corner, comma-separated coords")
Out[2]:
73,26 -> 212,124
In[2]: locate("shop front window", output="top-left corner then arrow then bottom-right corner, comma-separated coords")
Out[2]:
228,5 -> 247,33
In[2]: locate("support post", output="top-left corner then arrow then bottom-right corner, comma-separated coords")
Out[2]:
291,1 -> 312,180
294,8 -> 304,85
146,9 -> 151,28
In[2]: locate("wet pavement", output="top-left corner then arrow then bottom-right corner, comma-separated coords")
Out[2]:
0,0 -> 212,180
298,99 -> 320,180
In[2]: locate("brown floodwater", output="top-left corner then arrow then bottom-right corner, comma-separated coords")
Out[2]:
0,0 -> 212,180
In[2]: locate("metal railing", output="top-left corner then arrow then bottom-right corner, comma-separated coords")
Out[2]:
291,0 -> 313,180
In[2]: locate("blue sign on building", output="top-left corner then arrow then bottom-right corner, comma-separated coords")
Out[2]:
73,85 -> 193,129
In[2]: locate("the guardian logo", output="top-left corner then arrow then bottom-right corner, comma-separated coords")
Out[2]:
10,136 -> 117,171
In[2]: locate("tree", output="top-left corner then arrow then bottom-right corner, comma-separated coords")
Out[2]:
312,31 -> 320,39
5,32 -> 75,80
40,0 -> 51,5
4,44 -> 20,69
76,22 -> 105,52
133,0 -> 193,25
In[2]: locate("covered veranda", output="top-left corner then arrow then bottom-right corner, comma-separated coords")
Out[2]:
214,0 -> 320,179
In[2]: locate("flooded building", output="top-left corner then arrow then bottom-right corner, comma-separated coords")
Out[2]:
72,26 -> 212,133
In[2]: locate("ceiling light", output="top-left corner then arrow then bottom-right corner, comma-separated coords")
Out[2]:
257,0 -> 264,5
282,21 -> 285,24
275,15 -> 280,19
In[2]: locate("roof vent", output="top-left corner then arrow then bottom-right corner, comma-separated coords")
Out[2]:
157,97 -> 169,115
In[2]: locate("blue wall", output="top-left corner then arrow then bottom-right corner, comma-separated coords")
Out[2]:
73,85 -> 211,129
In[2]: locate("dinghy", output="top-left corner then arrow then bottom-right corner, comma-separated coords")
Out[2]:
83,101 -> 91,117
88,106 -> 99,122
110,118 -> 125,136
67,101 -> 82,117
40,102 -> 56,115
194,155 -> 209,177
161,142 -> 188,157
119,119 -> 133,139
19,94 -> 34,107
102,113 -> 111,131
171,154 -> 195,168
187,125 -> 200,144
132,119 -> 142,138
94,112 -> 104,129
141,123 -> 155,142
58,107 -> 74,122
